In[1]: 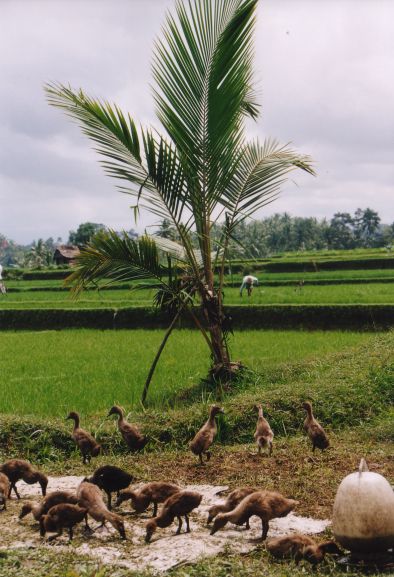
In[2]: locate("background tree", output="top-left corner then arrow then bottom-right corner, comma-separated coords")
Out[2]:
69,222 -> 106,247
24,238 -> 54,268
46,0 -> 314,399
353,208 -> 381,247
327,212 -> 356,250
0,234 -> 26,267
156,219 -> 178,241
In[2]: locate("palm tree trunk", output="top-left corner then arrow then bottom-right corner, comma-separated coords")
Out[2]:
201,292 -> 230,371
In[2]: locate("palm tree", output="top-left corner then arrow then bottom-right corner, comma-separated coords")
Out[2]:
45,0 -> 314,402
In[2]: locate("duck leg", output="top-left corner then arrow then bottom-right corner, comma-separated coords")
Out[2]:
10,483 -> 21,499
185,515 -> 190,533
68,527 -> 74,541
48,529 -> 63,542
106,491 -> 112,510
261,519 -> 269,541
198,454 -> 204,466
152,502 -> 158,517
206,451 -> 211,462
175,516 -> 182,535
84,515 -> 94,534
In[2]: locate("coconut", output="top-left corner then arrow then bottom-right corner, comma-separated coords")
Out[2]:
332,459 -> 394,553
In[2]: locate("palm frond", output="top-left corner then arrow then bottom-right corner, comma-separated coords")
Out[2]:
66,230 -> 170,295
153,0 -> 259,216
45,84 -> 190,226
222,139 -> 315,232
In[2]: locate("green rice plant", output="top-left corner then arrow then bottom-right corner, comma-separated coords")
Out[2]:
0,329 -> 373,417
1,282 -> 393,309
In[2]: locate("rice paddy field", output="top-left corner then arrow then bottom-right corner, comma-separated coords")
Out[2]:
5,267 -> 394,288
0,282 -> 393,308
0,328 -> 374,416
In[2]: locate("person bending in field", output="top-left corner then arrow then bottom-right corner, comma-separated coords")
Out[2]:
0,264 -> 6,295
240,275 -> 258,297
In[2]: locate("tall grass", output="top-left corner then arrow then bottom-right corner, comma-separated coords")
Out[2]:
0,329 -> 372,417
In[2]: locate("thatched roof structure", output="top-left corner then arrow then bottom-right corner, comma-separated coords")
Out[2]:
53,245 -> 80,265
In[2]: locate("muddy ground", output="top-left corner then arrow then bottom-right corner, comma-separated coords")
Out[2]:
1,476 -> 329,574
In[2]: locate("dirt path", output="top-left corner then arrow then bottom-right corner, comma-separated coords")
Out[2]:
1,476 -> 330,573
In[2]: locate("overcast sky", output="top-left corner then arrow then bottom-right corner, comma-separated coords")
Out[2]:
1,0 -> 393,244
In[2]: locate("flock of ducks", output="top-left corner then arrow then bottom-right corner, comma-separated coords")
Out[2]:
66,402 -> 329,465
0,401 -> 334,567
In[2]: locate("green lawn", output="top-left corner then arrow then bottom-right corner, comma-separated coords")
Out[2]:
0,329 -> 373,417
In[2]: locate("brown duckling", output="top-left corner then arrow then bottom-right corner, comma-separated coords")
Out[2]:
77,481 -> 126,539
266,533 -> 342,566
302,401 -> 329,452
108,405 -> 148,452
210,490 -> 298,541
85,465 -> 134,510
145,490 -> 202,542
207,487 -> 257,525
0,472 -> 10,510
190,405 -> 224,465
40,503 -> 88,541
66,411 -> 101,464
19,490 -> 78,521
116,481 -> 180,516
0,459 -> 48,499
254,404 -> 274,456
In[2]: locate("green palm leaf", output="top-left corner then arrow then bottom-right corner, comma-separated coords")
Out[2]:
223,139 -> 315,232
45,84 -> 190,226
153,0 -> 259,216
66,231 -> 170,294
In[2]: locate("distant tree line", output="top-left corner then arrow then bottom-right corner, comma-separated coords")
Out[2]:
0,223 -> 138,267
158,208 -> 394,258
1,209 -> 393,267
223,208 -> 394,258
